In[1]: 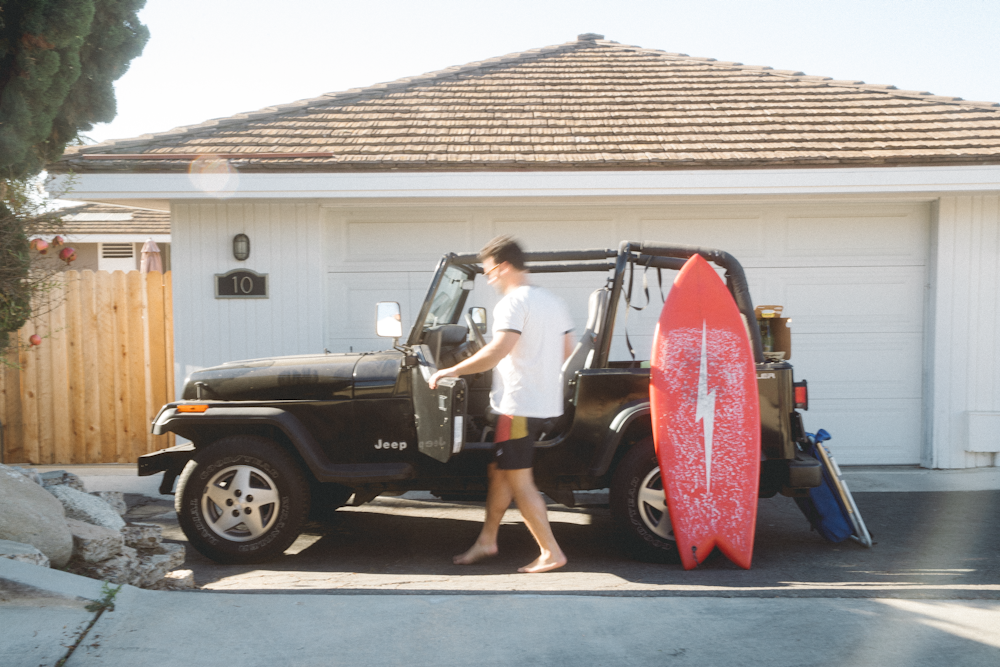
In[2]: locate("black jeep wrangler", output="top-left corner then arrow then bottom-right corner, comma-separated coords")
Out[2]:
141,241 -> 822,564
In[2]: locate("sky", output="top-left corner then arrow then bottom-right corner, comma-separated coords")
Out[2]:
87,0 -> 1000,147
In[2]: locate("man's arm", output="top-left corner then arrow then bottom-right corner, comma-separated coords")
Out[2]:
428,330 -> 520,389
564,332 -> 575,361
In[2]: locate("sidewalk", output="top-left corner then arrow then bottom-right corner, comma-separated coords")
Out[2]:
2,558 -> 998,667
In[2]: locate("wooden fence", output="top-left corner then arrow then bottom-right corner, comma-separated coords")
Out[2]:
0,271 -> 175,464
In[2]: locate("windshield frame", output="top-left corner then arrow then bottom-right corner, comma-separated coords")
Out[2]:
406,256 -> 477,346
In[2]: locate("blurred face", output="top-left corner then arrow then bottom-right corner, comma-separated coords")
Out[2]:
482,257 -> 504,290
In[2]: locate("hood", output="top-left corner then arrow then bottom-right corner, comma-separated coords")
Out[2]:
181,351 -> 401,401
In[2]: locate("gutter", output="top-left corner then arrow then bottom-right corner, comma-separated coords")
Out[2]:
48,164 -> 1000,202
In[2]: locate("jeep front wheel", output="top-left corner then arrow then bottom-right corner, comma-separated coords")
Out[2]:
175,436 -> 310,564
610,436 -> 680,563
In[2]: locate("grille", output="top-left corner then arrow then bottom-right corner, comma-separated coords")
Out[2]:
101,243 -> 134,259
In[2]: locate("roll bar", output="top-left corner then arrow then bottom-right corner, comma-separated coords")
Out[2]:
439,242 -> 764,364
600,241 -> 763,365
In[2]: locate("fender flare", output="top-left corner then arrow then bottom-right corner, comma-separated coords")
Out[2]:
589,401 -> 651,477
151,405 -> 413,484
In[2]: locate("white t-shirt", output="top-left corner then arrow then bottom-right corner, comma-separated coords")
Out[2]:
490,285 -> 574,418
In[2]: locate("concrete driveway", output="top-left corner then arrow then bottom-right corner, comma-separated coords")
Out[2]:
121,488 -> 999,598
2,464 -> 998,667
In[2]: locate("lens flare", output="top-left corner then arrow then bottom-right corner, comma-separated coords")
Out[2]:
188,156 -> 240,198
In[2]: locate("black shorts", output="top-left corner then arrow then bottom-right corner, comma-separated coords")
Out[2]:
493,415 -> 547,470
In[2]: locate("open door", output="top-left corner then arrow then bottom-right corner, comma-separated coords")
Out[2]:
411,348 -> 468,463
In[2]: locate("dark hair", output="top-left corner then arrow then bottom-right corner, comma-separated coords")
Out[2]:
479,235 -> 526,271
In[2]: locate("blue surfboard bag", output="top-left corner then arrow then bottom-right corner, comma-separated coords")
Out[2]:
794,432 -> 853,543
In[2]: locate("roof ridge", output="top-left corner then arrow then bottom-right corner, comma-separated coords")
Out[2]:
65,37 -> 608,156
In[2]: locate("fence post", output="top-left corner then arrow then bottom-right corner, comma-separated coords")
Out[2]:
164,271 -> 175,448
111,271 -> 130,462
50,277 -> 72,464
0,345 -> 25,463
126,271 -> 147,462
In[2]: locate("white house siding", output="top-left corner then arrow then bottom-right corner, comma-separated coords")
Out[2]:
929,196 -> 1000,468
319,199 -> 929,465
171,202 -> 326,391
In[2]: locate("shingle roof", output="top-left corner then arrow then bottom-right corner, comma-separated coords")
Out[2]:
57,203 -> 170,234
55,34 -> 1000,173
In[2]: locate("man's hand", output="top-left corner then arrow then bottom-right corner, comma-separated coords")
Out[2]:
428,367 -> 459,389
425,330 -> 521,389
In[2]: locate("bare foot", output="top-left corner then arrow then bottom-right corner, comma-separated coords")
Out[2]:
453,542 -> 498,565
517,552 -> 567,573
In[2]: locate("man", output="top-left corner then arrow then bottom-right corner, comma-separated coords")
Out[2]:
428,236 -> 573,573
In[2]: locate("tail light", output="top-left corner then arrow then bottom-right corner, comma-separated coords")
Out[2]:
793,380 -> 808,410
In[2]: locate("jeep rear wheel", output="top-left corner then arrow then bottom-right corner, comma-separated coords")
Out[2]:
610,436 -> 680,563
176,436 -> 310,564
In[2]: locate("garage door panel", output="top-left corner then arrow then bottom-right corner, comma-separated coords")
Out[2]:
327,272 -> 426,352
344,220 -> 470,263
802,399 -> 922,465
792,333 -> 923,399
639,216 -> 766,260
405,271 -> 435,326
610,333 -> 653,362
494,219 -> 618,251
529,272 -> 619,334
784,212 -> 928,263
750,267 -> 926,333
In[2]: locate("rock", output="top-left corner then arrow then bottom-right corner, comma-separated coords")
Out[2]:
39,470 -> 86,492
47,485 -> 126,531
67,546 -> 138,585
0,464 -> 73,568
133,543 -> 186,588
0,539 -> 51,568
160,542 -> 185,569
91,491 -> 127,516
122,522 -> 163,550
149,569 -> 196,591
8,466 -> 42,485
66,518 -> 125,564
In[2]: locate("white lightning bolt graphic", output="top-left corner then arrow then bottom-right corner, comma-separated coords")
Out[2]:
695,321 -> 717,493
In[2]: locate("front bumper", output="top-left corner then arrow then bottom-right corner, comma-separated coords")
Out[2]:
138,441 -> 195,494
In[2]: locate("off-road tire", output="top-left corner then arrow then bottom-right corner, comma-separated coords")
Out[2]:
175,435 -> 310,564
610,436 -> 680,563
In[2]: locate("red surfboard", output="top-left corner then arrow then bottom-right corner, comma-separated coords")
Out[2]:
650,254 -> 761,570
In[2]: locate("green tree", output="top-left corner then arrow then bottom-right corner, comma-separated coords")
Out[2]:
0,177 -> 62,351
0,183 -> 32,350
0,0 -> 149,179
0,0 -> 148,349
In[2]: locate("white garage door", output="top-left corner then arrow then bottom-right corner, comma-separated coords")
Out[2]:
325,202 -> 929,465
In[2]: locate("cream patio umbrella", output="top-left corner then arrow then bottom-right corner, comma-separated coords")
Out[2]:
140,238 -> 163,273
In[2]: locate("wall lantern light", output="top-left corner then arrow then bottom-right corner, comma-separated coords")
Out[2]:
233,233 -> 250,261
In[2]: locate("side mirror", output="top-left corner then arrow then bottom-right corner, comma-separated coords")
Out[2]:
469,306 -> 487,335
376,301 -> 403,339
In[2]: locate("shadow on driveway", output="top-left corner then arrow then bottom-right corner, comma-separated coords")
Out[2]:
128,491 -> 1000,599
